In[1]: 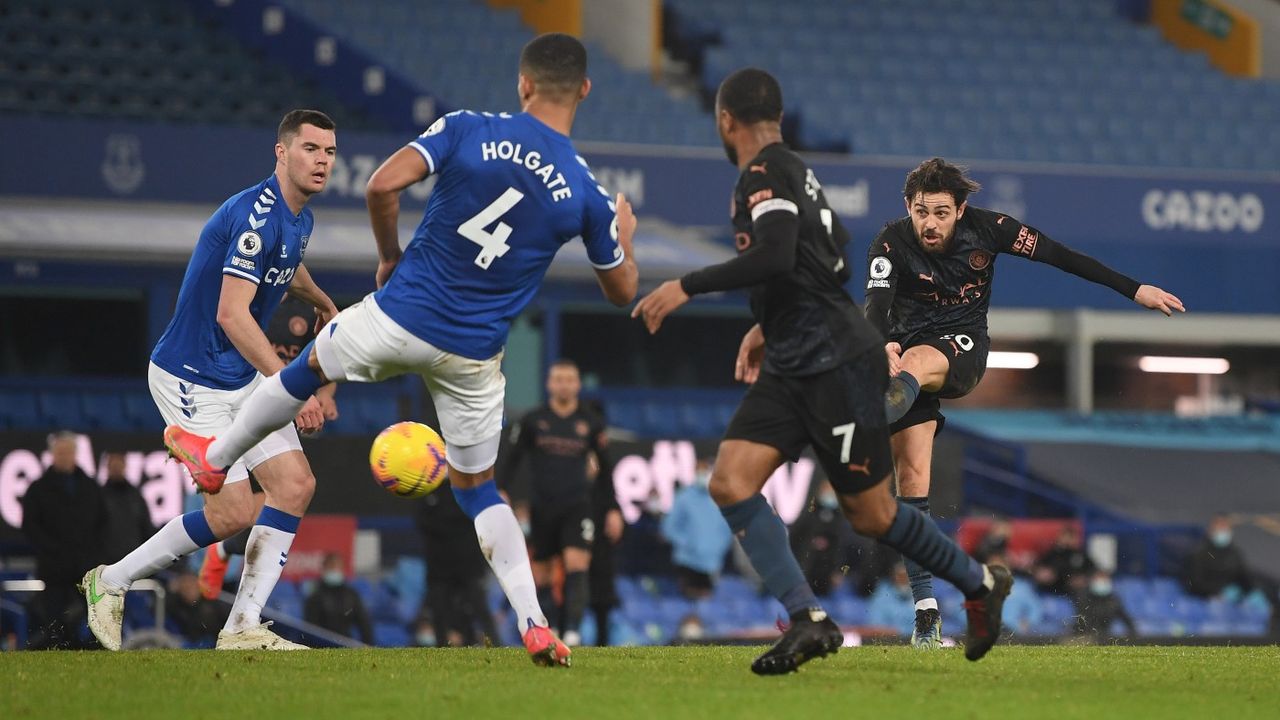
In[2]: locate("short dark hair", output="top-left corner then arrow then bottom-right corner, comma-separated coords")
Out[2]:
716,68 -> 783,124
277,109 -> 335,145
519,33 -> 588,100
549,358 -> 579,373
902,157 -> 981,206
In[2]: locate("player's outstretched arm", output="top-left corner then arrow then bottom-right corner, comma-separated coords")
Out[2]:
366,146 -> 430,288
1001,221 -> 1184,315
594,193 -> 639,307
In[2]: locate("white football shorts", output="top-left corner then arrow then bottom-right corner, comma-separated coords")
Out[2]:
314,294 -> 505,470
147,362 -> 303,484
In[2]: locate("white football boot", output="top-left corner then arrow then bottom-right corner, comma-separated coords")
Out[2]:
216,621 -> 308,650
79,565 -> 126,651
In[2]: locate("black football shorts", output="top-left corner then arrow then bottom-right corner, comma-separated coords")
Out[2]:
724,349 -> 893,495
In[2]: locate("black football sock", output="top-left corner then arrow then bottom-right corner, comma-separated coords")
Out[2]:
721,494 -> 821,617
879,500 -> 988,599
536,584 -> 557,631
898,496 -> 937,606
592,604 -> 611,646
563,571 -> 588,636
885,371 -> 921,424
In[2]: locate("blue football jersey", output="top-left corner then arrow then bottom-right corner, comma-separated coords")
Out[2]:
373,111 -> 623,360
151,175 -> 314,390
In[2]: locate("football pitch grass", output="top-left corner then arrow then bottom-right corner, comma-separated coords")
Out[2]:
3,645 -> 1277,719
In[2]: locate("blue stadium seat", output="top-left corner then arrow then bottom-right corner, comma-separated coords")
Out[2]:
82,391 -> 132,431
0,390 -> 40,430
38,389 -> 86,431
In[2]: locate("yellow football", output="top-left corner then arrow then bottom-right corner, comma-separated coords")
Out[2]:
369,421 -> 448,498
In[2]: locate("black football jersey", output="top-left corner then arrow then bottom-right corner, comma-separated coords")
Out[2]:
731,143 -> 882,376
504,405 -> 607,508
866,206 -> 1058,343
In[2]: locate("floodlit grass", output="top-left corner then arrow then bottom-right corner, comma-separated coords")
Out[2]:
2,645 -> 1277,719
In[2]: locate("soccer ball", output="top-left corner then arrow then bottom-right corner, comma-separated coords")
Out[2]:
369,422 -> 448,498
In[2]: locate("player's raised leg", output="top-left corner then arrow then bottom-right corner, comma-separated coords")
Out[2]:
892,420 -> 943,648
711,440 -> 842,675
215,448 -> 313,650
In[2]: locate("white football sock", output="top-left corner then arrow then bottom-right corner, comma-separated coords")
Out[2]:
474,504 -> 548,631
915,598 -> 939,612
101,514 -> 204,591
207,374 -> 305,468
223,524 -> 296,633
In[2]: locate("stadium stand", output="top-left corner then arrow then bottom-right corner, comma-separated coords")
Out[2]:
272,0 -> 713,145
0,0 -> 381,129
668,0 -> 1280,170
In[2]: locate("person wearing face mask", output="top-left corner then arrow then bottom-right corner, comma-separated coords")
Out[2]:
1182,515 -> 1255,601
1073,569 -> 1136,641
661,459 -> 733,600
862,158 -> 1181,649
303,553 -> 372,644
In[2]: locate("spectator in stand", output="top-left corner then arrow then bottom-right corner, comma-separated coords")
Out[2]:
1034,525 -> 1095,596
416,486 -> 498,647
166,568 -> 227,647
303,553 -> 373,644
866,564 -> 914,632
661,459 -> 733,600
21,431 -> 107,649
973,519 -> 1012,564
1072,569 -> 1136,641
1182,514 -> 1255,601
99,452 -> 156,565
789,480 -> 849,596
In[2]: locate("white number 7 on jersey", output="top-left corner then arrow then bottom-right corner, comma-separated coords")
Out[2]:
458,187 -> 525,269
832,422 -> 856,463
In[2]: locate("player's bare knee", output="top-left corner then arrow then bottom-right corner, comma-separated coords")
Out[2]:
267,472 -> 315,515
205,495 -> 254,537
708,470 -> 747,507
849,503 -> 894,537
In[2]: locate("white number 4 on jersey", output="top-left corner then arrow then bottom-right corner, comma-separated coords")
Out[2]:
458,187 -> 525,269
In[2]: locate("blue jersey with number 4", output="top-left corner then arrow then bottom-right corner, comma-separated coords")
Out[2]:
151,174 -> 313,390
373,111 -> 623,360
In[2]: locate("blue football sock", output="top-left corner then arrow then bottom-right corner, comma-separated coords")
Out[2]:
898,496 -> 936,605
880,499 -> 986,598
885,371 -> 920,424
721,494 -> 819,617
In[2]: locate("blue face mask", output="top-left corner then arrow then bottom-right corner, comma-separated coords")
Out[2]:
416,632 -> 436,647
1090,578 -> 1113,596
322,571 -> 345,587
1211,530 -> 1232,548
817,494 -> 839,510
